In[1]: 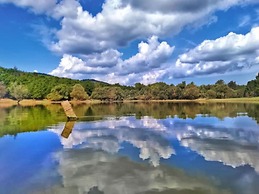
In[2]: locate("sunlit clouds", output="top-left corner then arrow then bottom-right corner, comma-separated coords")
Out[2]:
1,0 -> 259,84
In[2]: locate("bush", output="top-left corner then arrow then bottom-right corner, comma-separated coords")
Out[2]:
70,84 -> 89,100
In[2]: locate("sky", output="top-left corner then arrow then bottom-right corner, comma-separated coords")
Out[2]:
0,0 -> 259,85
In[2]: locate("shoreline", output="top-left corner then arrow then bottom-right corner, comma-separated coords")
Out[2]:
0,97 -> 259,108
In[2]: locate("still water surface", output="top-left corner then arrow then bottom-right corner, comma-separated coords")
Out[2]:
0,103 -> 259,194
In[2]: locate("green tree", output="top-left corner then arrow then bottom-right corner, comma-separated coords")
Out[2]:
148,82 -> 171,100
107,87 -> 124,101
81,81 -> 95,96
174,81 -> 187,99
91,87 -> 108,101
70,84 -> 89,100
9,82 -> 29,102
236,87 -> 245,98
123,89 -> 138,100
135,83 -> 145,91
91,87 -> 124,101
225,87 -> 236,98
199,84 -> 212,98
0,82 -> 7,98
227,81 -> 238,90
244,73 -> 259,97
47,84 -> 72,101
206,89 -> 217,99
215,79 -> 225,85
182,83 -> 200,99
46,92 -> 63,101
214,80 -> 233,98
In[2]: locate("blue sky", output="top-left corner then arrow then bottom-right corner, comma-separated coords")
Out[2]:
0,0 -> 259,85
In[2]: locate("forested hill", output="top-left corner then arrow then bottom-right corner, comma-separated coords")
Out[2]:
0,66 -> 109,99
0,66 -> 258,101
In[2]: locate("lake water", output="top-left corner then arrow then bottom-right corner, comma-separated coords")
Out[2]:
0,102 -> 259,194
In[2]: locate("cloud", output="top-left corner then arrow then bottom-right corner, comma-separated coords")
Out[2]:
47,0 -> 259,55
2,0 -> 259,83
47,1 -> 259,83
50,54 -> 109,79
173,27 -> 259,78
238,15 -> 252,27
123,0 -> 257,14
181,136 -> 259,173
40,149 -> 231,194
51,0 -> 80,19
174,116 -> 259,173
46,113 -> 259,194
50,36 -> 174,84
49,116 -> 174,167
116,36 -> 174,76
50,113 -> 259,170
0,0 -> 57,13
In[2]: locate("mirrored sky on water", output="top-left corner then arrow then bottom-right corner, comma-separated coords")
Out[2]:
1,113 -> 259,194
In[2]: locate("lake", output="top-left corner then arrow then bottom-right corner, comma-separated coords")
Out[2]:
0,102 -> 259,194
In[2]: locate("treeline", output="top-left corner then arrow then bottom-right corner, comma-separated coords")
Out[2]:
0,66 -> 258,101
0,67 -> 108,101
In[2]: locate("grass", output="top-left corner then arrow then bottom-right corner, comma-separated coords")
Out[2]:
202,97 -> 259,103
19,99 -> 53,106
0,97 -> 259,108
70,99 -> 101,105
0,98 -> 102,108
124,97 -> 259,104
0,99 -> 17,108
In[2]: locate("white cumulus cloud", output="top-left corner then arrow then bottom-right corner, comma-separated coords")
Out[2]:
173,26 -> 259,78
50,36 -> 174,84
49,0 -> 259,55
0,0 -> 57,13
1,0 -> 259,83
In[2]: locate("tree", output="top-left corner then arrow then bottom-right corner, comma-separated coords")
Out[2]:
107,87 -> 124,101
9,82 -> 29,102
81,81 -> 95,96
244,73 -> 259,97
213,80 -> 235,98
0,82 -> 7,98
227,81 -> 238,90
136,87 -> 153,100
174,81 -> 187,99
91,87 -> 108,101
47,84 -> 72,101
91,87 -> 124,101
225,87 -> 236,98
244,80 -> 256,97
182,83 -> 200,99
70,84 -> 89,100
148,82 -> 171,100
46,92 -> 63,101
206,89 -> 217,99
123,89 -> 138,100
135,83 -> 145,91
215,79 -> 225,85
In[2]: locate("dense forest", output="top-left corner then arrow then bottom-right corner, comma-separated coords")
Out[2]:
0,66 -> 258,101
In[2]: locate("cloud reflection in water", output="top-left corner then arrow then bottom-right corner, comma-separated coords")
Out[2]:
50,116 -> 174,167
49,115 -> 259,171
44,149 -> 231,194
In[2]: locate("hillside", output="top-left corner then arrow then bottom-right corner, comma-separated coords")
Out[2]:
0,66 -> 258,101
0,66 -> 108,99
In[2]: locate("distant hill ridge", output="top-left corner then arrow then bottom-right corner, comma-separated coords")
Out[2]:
0,66 -> 109,99
0,66 -> 258,100
0,66 -> 106,83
